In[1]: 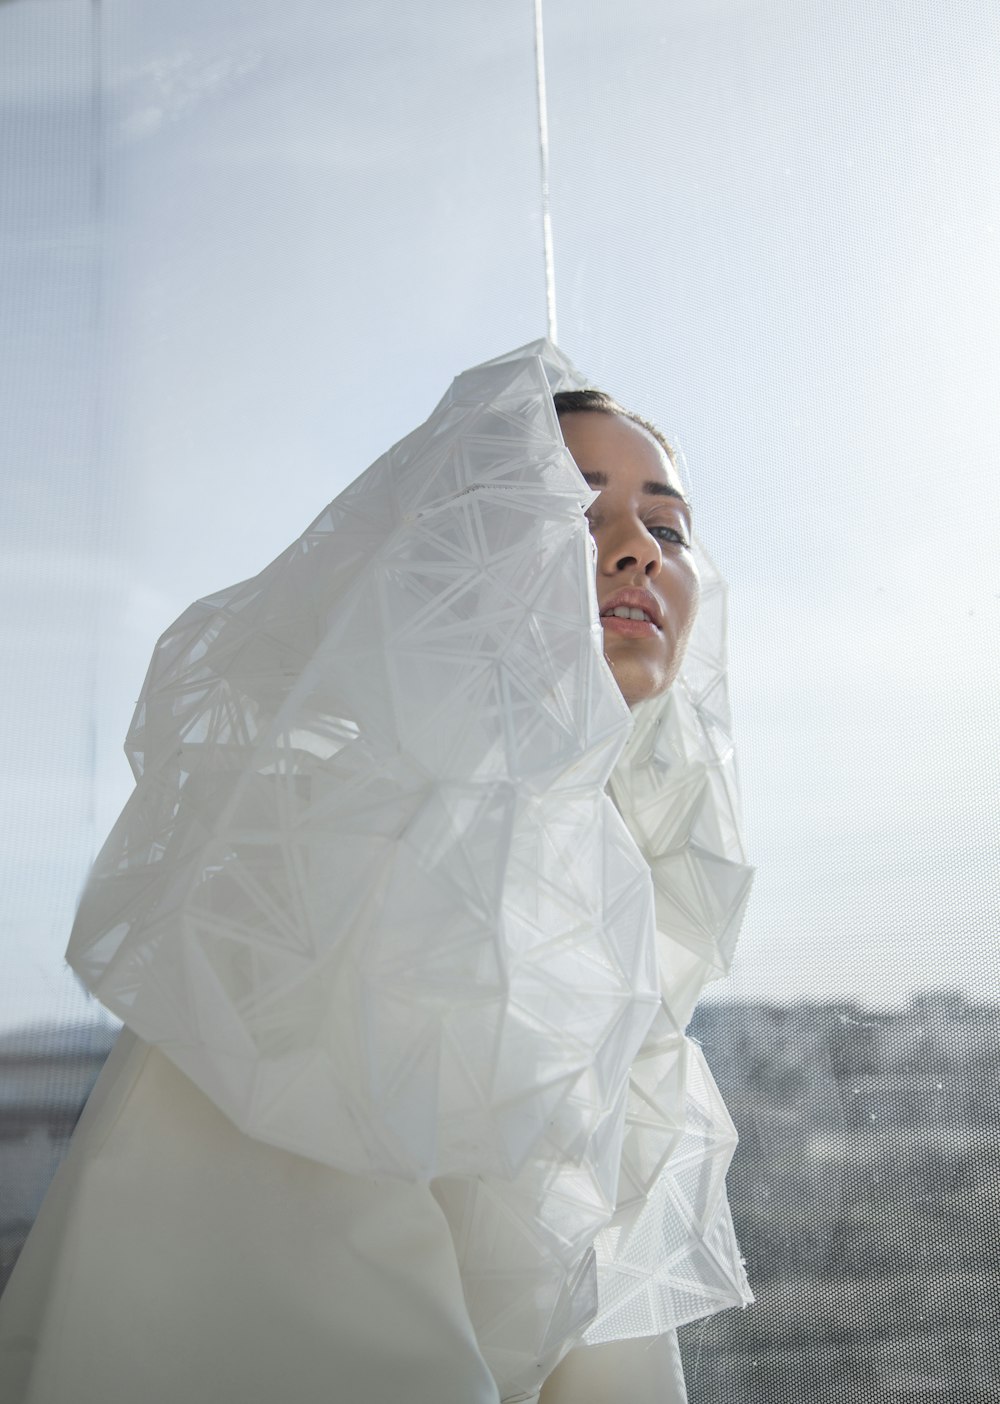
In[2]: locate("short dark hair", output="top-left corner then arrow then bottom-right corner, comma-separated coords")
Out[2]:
552,389 -> 676,466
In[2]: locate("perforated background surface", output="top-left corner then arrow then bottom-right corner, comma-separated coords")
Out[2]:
2,3 -> 999,1397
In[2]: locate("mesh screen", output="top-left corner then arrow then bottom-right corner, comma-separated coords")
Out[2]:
2,1 -> 999,1397
681,996 -> 1000,1401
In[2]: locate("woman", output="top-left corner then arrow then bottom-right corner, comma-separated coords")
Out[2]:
0,341 -> 752,1403
554,387 -> 699,708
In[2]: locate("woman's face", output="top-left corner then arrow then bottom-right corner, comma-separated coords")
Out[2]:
560,410 -> 700,708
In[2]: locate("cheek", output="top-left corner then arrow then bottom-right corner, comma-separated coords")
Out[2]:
664,557 -> 701,641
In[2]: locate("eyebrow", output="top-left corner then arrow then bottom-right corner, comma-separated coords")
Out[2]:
582,470 -> 691,511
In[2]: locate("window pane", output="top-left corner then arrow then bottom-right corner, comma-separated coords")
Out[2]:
2,4 -> 998,1398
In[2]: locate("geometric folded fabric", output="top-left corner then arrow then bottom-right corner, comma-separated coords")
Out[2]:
68,339 -> 654,1181
428,517 -> 755,1397
586,1039 -> 752,1346
66,339 -> 754,1399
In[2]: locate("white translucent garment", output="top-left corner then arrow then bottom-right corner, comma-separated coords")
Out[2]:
0,341 -> 752,1402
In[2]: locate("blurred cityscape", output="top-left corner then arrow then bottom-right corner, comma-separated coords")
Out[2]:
681,991 -> 1000,1403
2,991 -> 998,1400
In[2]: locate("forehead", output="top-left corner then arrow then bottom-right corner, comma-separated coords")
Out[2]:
558,411 -> 685,499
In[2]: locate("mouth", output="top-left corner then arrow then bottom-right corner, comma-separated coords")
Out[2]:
599,589 -> 663,637
600,610 -> 660,638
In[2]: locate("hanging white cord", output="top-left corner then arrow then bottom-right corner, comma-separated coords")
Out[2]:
532,0 -> 558,343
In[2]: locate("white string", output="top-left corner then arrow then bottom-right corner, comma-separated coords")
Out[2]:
532,0 -> 558,344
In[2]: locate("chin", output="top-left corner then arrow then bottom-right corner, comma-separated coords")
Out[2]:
613,667 -> 674,709
604,623 -> 693,706
607,644 -> 688,708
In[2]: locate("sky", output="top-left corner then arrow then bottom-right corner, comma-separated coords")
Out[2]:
1,0 -> 999,1032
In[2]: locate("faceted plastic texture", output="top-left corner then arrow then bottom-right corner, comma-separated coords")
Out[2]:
66,340 -> 753,1401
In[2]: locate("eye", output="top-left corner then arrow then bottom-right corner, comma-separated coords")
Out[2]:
649,524 -> 690,548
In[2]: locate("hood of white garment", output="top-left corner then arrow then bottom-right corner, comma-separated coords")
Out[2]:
66,339 -> 753,1400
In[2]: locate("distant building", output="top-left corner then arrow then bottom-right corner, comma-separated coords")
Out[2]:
0,1020 -> 117,1293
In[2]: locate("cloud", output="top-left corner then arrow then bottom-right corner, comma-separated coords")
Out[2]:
117,47 -> 261,144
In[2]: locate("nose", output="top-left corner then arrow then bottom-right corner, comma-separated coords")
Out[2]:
597,518 -> 662,579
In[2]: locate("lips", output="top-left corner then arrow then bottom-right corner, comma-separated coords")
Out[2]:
598,587 -> 663,629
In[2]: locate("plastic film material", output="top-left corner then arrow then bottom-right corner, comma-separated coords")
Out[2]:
66,341 -> 753,1399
